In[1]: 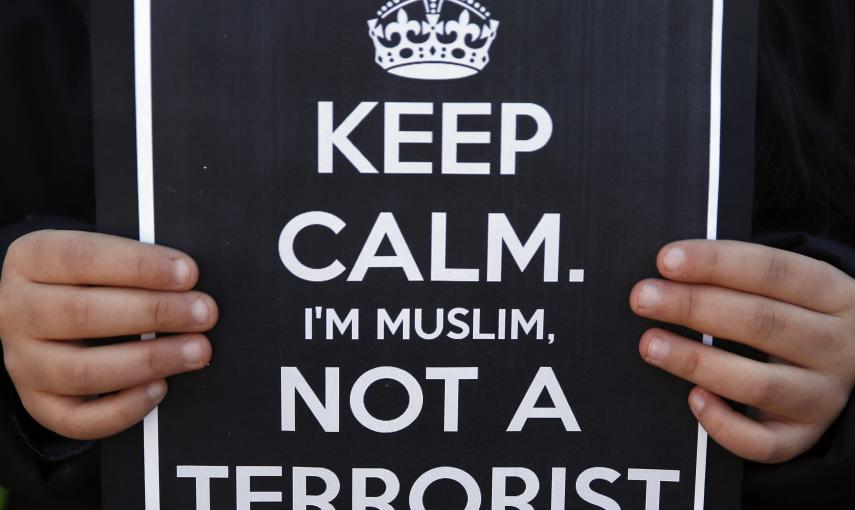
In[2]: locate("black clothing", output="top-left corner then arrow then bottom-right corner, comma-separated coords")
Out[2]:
2,3 -> 102,508
0,0 -> 95,225
1,1 -> 854,509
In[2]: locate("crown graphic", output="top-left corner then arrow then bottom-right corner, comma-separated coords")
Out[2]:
367,0 -> 500,80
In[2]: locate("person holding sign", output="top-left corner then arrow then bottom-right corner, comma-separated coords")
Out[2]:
0,1 -> 854,509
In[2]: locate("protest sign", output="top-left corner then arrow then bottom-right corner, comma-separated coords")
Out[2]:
93,1 -> 758,508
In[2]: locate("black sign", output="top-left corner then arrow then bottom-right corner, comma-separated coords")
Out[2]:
93,1 -> 758,508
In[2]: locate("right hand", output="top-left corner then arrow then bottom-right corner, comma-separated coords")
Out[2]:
0,230 -> 218,440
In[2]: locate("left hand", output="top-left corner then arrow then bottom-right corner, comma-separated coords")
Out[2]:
630,239 -> 855,463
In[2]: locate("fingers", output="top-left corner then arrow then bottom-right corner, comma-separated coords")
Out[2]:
688,387 -> 823,464
630,279 -> 839,367
639,329 -> 834,422
20,381 -> 168,440
0,230 -> 215,441
6,230 -> 198,291
15,283 -> 218,339
18,335 -> 211,396
627,240 -> 855,464
655,240 -> 855,314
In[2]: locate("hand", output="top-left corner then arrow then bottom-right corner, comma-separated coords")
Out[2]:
630,240 -> 855,463
0,230 -> 217,440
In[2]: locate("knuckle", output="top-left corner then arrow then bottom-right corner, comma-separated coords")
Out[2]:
17,231 -> 53,270
146,296 -> 170,329
813,321 -> 841,354
751,302 -> 783,338
4,239 -> 24,269
135,250 -> 154,284
26,233 -> 50,266
763,251 -> 790,286
3,238 -> 33,282
60,235 -> 97,276
67,298 -> 91,331
146,344 -> 169,377
702,244 -> 720,277
6,231 -> 44,263
678,286 -> 698,321
5,237 -> 24,260
65,359 -> 94,394
746,374 -> 780,409
134,247 -> 175,288
680,349 -> 702,378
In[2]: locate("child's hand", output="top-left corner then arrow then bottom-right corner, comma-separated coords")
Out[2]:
630,240 -> 855,463
0,230 -> 217,440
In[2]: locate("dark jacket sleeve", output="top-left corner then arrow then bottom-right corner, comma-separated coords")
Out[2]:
0,1 -> 99,508
0,217 -> 100,510
742,232 -> 855,510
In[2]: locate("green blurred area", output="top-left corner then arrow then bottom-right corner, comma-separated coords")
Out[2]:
0,486 -> 7,509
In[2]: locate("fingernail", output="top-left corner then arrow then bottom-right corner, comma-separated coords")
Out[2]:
182,340 -> 203,366
663,247 -> 686,273
191,300 -> 210,325
174,259 -> 192,286
690,391 -> 706,412
646,336 -> 670,363
637,283 -> 661,311
147,381 -> 166,402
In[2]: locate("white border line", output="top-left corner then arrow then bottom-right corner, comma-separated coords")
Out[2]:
134,0 -> 160,509
706,0 -> 724,246
133,1 -> 726,508
695,0 -> 725,509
